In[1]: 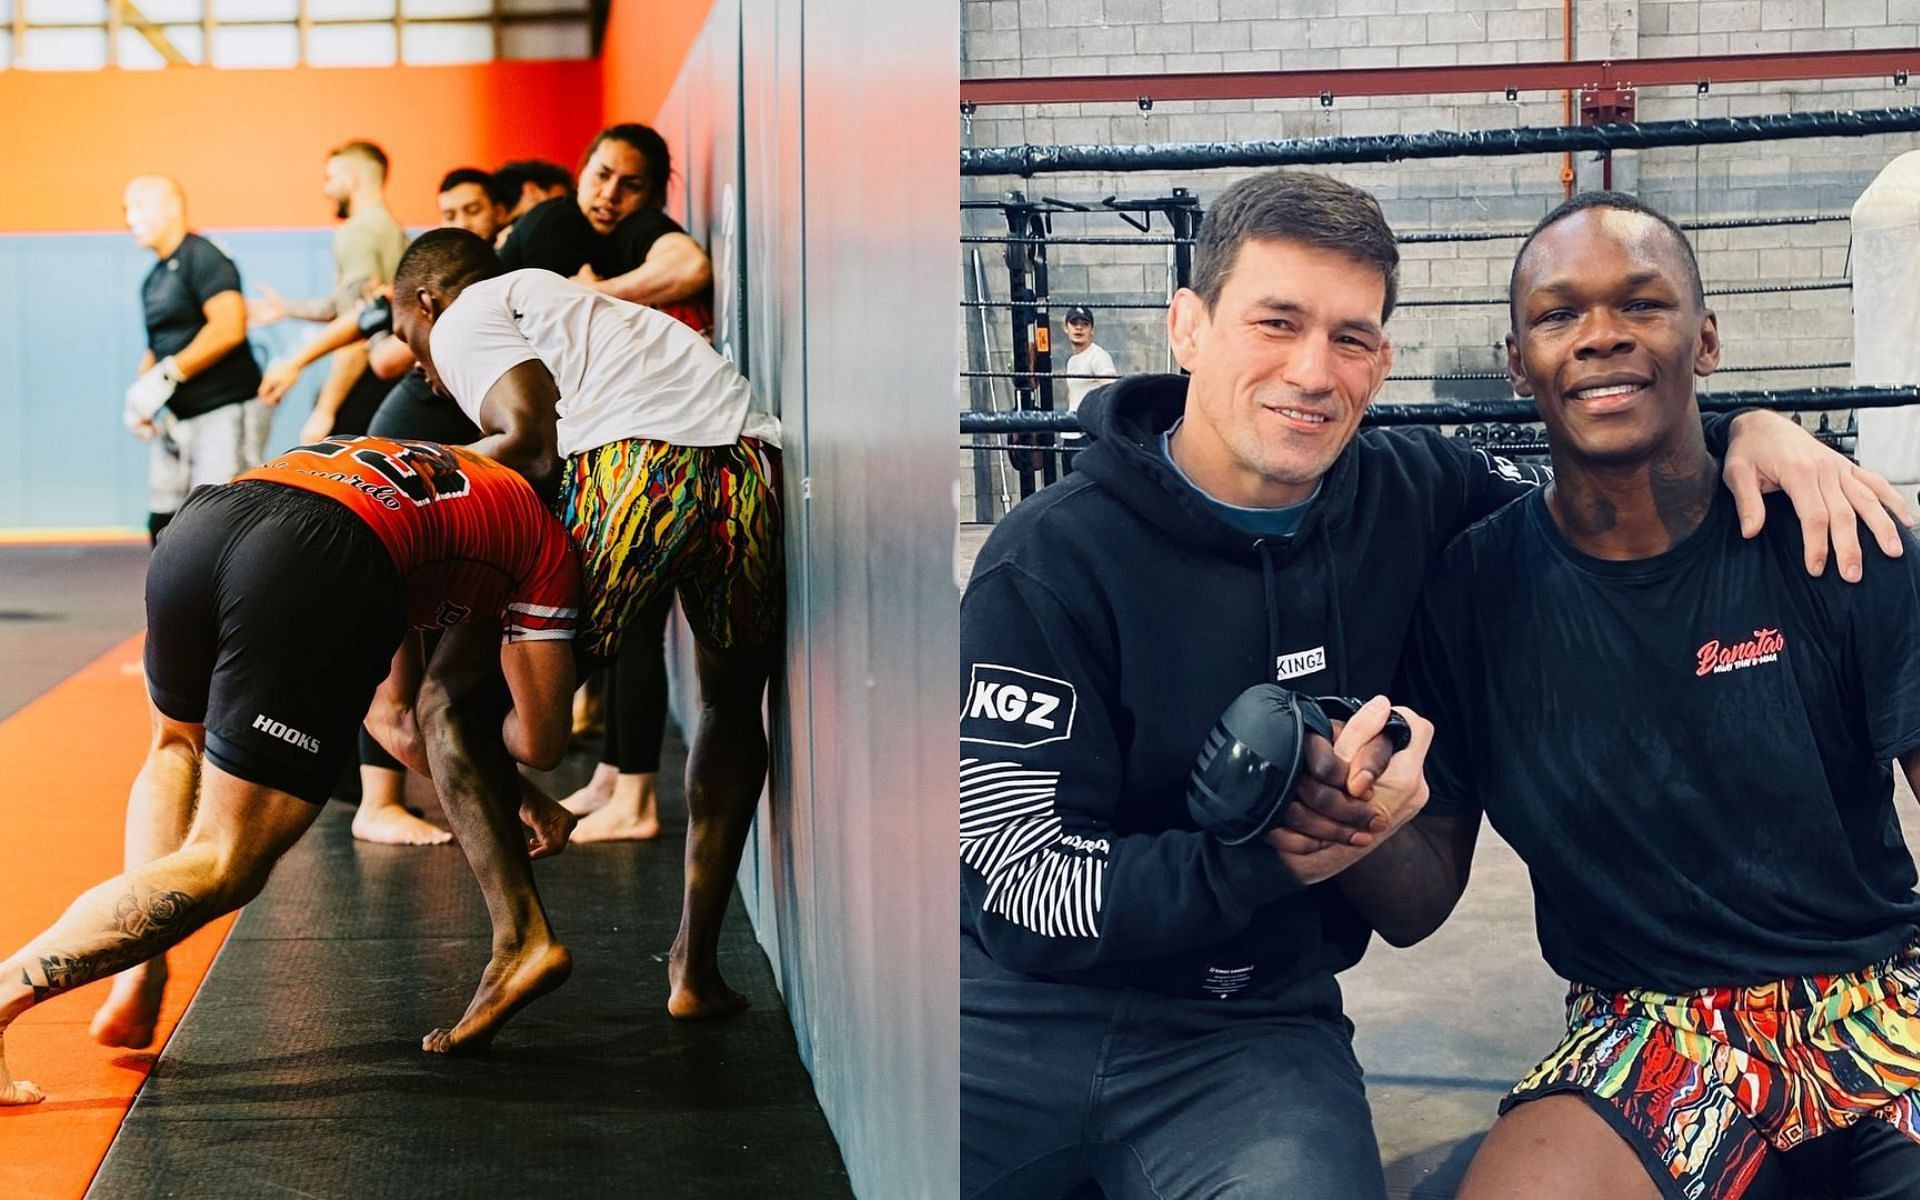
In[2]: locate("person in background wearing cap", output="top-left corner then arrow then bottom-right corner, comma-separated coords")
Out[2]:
1062,305 -> 1118,470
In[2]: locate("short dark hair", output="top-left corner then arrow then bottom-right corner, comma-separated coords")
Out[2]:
394,228 -> 505,305
583,123 -> 672,210
1509,191 -> 1705,321
1191,170 -> 1400,320
437,167 -> 497,201
330,139 -> 389,180
494,159 -> 574,197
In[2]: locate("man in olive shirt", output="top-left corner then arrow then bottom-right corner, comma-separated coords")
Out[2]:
250,140 -> 409,441
123,175 -> 265,543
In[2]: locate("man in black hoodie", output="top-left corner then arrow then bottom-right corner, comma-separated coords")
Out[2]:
959,171 -> 1913,1200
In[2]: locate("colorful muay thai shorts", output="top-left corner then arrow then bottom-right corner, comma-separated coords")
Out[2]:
1504,943 -> 1920,1199
556,436 -> 783,662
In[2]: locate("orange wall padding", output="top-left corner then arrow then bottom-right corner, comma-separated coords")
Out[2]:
0,60 -> 604,233
601,0 -> 716,125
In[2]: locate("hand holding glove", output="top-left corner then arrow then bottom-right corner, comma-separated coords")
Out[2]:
124,356 -> 184,440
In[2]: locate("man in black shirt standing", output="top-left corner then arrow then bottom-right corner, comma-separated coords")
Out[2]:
1374,194 -> 1920,1199
123,175 -> 265,543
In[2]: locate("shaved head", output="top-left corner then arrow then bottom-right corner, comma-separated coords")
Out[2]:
125,174 -> 184,212
124,175 -> 187,253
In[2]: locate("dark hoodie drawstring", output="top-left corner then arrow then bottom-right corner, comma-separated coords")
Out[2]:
1317,530 -> 1350,696
1253,529 -> 1348,696
1255,540 -> 1280,686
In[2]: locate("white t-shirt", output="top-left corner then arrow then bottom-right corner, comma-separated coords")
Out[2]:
429,269 -> 781,458
1065,343 -> 1118,413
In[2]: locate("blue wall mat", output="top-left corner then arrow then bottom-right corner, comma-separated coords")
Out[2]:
0,229 -> 340,529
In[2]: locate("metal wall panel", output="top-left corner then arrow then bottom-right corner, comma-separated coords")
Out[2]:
738,0 -> 810,1041
659,0 -> 959,1195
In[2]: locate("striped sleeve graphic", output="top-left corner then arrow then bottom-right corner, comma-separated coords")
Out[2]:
504,601 -> 579,643
961,758 -> 1105,939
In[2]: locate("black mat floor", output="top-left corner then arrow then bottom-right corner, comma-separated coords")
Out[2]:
85,732 -> 854,1200
0,545 -> 149,720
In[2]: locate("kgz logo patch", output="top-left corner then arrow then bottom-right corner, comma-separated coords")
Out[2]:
961,664 -> 1077,748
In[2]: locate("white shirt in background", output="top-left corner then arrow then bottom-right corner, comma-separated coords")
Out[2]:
1065,342 -> 1118,414
1852,151 -> 1920,492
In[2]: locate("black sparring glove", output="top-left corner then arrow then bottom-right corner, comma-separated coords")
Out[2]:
1185,685 -> 1411,845
357,294 -> 394,338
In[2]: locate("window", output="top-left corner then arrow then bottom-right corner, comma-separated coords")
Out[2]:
0,0 -> 593,68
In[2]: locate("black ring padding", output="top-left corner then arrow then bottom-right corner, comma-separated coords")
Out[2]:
963,281 -> 1851,313
961,235 -> 1194,245
1390,362 -> 1848,382
961,299 -> 1174,309
1392,213 -> 1852,244
966,433 -> 1854,454
963,214 -> 1849,246
1392,281 -> 1851,308
1704,281 -> 1852,298
963,363 -> 1851,383
960,386 -> 1920,432
961,106 -> 1920,177
960,370 -> 1126,380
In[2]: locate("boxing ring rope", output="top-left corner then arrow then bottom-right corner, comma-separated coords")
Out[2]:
962,108 -> 1920,178
960,390 -> 1914,462
965,283 -> 1851,310
963,388 -> 1920,434
962,213 -> 1851,247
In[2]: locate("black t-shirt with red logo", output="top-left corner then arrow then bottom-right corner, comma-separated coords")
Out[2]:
1401,482 -> 1920,993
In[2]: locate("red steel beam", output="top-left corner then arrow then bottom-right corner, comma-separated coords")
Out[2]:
960,47 -> 1918,107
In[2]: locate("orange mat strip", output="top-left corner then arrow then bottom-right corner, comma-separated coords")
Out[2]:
0,634 -> 239,1200
0,529 -> 145,547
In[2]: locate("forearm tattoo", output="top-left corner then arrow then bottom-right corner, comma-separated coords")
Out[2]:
21,888 -> 199,1002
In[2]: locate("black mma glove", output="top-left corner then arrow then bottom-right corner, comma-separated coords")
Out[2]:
357,294 -> 394,338
1185,685 -> 1411,845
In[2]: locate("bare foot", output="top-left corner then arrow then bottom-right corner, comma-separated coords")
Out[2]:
559,763 -> 617,816
519,787 -> 578,861
570,793 -> 662,843
668,956 -> 751,1020
90,965 -> 167,1049
352,801 -> 454,846
0,1034 -> 43,1106
421,941 -> 572,1055
0,1076 -> 43,1106
571,684 -> 604,738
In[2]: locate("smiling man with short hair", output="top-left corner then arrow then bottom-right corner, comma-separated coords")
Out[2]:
1361,192 -> 1920,1200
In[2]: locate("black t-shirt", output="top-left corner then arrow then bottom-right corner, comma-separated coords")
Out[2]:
368,370 -> 482,445
497,196 -> 602,277
141,232 -> 262,419
598,207 -> 714,334
598,207 -> 683,274
1401,483 -> 1920,992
